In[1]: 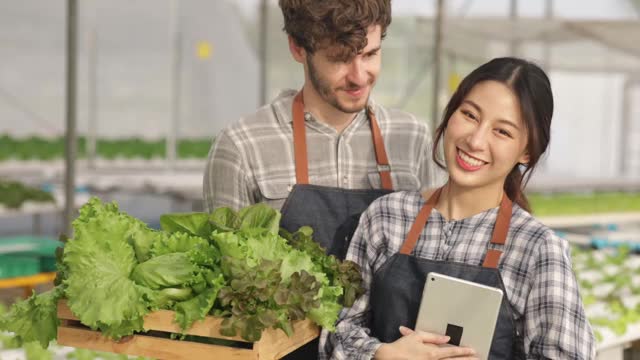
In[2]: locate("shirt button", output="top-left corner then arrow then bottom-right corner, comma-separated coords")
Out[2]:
342,176 -> 348,184
304,113 -> 311,121
287,184 -> 293,192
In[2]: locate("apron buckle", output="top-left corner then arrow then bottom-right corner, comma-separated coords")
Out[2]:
377,164 -> 391,172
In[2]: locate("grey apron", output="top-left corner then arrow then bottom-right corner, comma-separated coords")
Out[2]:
279,91 -> 394,260
280,91 -> 394,359
370,187 -> 525,359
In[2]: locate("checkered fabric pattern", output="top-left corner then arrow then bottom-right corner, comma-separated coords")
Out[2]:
203,90 -> 441,212
321,190 -> 596,360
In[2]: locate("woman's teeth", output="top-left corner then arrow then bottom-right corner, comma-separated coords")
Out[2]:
458,150 -> 485,167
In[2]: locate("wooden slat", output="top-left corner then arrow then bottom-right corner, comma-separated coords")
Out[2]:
58,325 -> 255,360
143,309 -> 248,341
255,318 -> 320,359
58,300 -> 246,341
57,300 -> 320,359
57,300 -> 76,320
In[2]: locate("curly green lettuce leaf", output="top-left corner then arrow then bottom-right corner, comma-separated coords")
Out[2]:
160,212 -> 213,238
63,197 -> 155,339
238,203 -> 281,235
155,287 -> 194,308
174,270 -> 225,330
287,226 -> 365,307
209,207 -> 241,232
131,253 -> 200,290
0,288 -> 62,348
127,226 -> 162,263
151,232 -> 220,267
307,285 -> 344,330
211,231 -> 255,269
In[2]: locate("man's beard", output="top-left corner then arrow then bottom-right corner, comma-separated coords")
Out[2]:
306,57 -> 370,114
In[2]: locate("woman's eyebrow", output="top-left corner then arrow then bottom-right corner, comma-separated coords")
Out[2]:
462,99 -> 521,131
462,99 -> 482,114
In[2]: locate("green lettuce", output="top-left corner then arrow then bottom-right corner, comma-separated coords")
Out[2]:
211,214 -> 357,339
174,270 -> 225,331
63,198 -> 157,339
131,253 -> 200,290
151,231 -> 220,268
209,207 -> 240,232
0,288 -> 62,347
238,204 -> 281,234
160,212 -> 213,238
0,198 -> 363,347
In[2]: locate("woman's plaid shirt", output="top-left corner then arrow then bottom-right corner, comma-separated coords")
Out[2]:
321,190 -> 596,360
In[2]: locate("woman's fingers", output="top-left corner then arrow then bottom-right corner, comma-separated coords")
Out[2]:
436,345 -> 477,359
398,326 -> 413,336
398,326 -> 451,344
416,331 -> 451,345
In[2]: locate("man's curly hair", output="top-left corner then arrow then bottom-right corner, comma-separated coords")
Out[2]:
279,0 -> 392,62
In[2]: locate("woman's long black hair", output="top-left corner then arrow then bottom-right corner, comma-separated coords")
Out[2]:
432,57 -> 554,212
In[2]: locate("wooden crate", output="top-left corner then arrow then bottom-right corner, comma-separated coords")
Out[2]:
57,300 -> 319,360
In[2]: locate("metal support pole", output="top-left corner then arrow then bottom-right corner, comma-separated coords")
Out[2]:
63,0 -> 78,237
87,28 -> 98,169
620,78 -> 639,176
431,0 -> 444,131
259,0 -> 269,105
509,0 -> 519,56
168,0 -> 182,168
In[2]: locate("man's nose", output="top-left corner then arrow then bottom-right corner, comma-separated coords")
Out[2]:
346,58 -> 367,86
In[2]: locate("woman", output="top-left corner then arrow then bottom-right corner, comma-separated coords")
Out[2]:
321,57 -> 595,359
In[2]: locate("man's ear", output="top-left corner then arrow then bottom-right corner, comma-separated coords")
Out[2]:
288,36 -> 306,64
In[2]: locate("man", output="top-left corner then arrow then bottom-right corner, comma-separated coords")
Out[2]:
204,1 -> 440,358
204,0 -> 438,256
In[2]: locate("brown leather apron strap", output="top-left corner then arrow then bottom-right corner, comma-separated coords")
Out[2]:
368,107 -> 393,191
292,92 -> 309,184
400,188 -> 442,255
399,187 -> 513,269
291,91 -> 393,190
482,194 -> 513,268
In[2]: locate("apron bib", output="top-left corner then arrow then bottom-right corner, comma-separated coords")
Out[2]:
279,91 -> 394,260
369,188 -> 525,359
280,92 -> 395,359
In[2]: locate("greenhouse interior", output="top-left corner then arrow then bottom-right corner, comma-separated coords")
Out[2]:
1,0 -> 640,359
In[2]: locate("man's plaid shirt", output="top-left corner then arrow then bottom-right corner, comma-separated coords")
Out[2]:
203,90 -> 441,212
321,191 -> 596,360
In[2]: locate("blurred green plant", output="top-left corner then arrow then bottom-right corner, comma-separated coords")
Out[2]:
0,135 -> 213,161
0,179 -> 54,209
530,192 -> 640,216
572,245 -> 640,341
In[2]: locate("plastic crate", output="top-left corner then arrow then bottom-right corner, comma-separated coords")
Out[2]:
0,236 -> 62,274
0,255 -> 40,279
39,256 -> 57,272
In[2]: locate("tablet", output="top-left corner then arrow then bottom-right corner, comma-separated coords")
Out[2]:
415,272 -> 503,360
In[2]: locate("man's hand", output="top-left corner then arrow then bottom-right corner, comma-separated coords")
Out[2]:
373,326 -> 478,360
